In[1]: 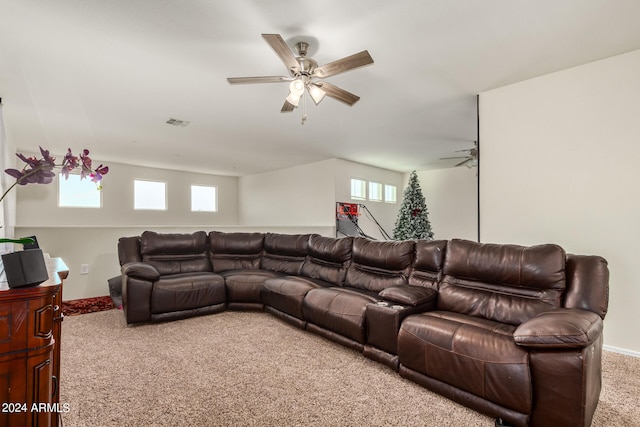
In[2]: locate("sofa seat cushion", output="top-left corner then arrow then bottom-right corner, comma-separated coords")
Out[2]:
398,311 -> 531,415
151,272 -> 225,314
302,287 -> 380,344
221,269 -> 282,303
261,276 -> 330,320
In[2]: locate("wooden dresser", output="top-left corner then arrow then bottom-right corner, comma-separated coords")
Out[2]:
0,257 -> 68,427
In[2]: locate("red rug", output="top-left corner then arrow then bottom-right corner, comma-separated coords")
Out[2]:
62,296 -> 118,316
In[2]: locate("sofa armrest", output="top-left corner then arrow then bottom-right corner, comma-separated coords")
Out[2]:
122,262 -> 160,281
514,308 -> 603,349
378,285 -> 437,307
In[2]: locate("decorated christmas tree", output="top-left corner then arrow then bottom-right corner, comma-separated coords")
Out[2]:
393,171 -> 434,240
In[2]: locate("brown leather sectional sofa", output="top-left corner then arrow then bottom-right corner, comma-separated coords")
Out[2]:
118,230 -> 609,427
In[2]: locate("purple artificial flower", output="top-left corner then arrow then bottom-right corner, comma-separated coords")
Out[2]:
90,165 -> 109,183
15,153 -> 40,169
1,147 -> 109,204
80,149 -> 92,179
39,146 -> 56,167
5,151 -> 55,185
60,148 -> 80,179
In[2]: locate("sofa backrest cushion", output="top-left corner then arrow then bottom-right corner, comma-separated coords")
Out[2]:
345,238 -> 414,292
439,239 -> 566,325
300,236 -> 353,286
140,231 -> 211,276
564,254 -> 609,319
118,236 -> 142,265
408,240 -> 448,289
208,231 -> 264,272
261,233 -> 315,275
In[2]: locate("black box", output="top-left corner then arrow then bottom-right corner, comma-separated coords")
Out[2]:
1,249 -> 49,288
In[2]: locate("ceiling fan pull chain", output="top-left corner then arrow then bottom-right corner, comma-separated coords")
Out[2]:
301,92 -> 307,125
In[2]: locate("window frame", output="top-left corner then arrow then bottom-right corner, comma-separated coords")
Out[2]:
384,184 -> 398,203
368,181 -> 383,202
350,178 -> 367,201
133,179 -> 167,211
190,185 -> 218,212
57,172 -> 102,208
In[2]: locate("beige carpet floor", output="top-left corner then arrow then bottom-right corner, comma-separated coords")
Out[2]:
59,309 -> 640,426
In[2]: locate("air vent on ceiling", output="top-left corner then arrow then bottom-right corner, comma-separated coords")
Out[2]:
166,118 -> 191,127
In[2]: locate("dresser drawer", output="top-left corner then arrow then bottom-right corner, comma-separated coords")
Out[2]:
0,288 -> 57,355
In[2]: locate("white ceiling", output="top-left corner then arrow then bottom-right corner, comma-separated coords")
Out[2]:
2,0 -> 640,176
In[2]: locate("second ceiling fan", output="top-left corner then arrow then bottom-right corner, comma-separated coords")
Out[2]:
441,141 -> 479,168
227,34 -> 374,121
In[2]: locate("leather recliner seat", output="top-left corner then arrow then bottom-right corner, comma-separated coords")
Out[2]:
120,231 -> 226,323
301,238 -> 415,351
397,239 -> 609,427
261,235 -> 353,328
209,231 -> 311,310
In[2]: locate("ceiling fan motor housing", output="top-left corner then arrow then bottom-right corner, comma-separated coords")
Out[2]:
295,41 -> 309,56
291,41 -> 317,76
295,57 -> 317,76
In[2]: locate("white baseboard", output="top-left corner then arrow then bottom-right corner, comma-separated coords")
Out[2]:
604,344 -> 640,358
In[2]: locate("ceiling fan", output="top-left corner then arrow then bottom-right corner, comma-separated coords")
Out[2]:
441,141 -> 478,168
227,34 -> 374,122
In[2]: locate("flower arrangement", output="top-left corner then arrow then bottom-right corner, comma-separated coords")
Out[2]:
0,146 -> 108,244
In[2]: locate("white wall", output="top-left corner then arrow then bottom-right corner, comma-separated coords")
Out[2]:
238,159 -> 336,228
417,167 -> 478,241
480,49 -> 640,355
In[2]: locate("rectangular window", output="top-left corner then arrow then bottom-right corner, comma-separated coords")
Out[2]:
368,181 -> 383,202
384,184 -> 397,203
191,185 -> 217,212
58,173 -> 102,208
134,180 -> 166,210
350,178 -> 366,200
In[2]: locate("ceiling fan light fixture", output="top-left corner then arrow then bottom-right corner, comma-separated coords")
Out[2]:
286,79 -> 305,107
308,84 -> 326,105
290,79 -> 305,95
285,92 -> 300,107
